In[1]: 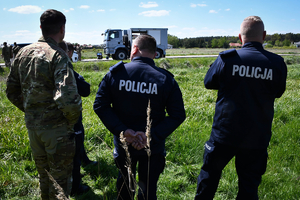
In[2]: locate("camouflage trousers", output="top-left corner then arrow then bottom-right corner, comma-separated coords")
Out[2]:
3,56 -> 11,68
28,125 -> 75,200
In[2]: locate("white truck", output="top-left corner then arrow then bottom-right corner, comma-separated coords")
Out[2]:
102,28 -> 168,60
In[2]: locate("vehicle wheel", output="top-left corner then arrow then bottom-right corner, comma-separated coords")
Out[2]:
155,49 -> 163,59
115,50 -> 127,60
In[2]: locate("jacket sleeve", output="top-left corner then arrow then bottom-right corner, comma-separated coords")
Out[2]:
53,58 -> 82,125
93,73 -> 128,136
150,78 -> 186,143
204,56 -> 223,90
6,59 -> 24,112
73,70 -> 90,97
275,60 -> 287,98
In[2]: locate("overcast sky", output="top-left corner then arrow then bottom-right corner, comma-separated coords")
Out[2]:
1,0 -> 299,45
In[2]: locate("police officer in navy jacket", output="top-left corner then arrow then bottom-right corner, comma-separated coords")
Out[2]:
195,16 -> 287,200
94,34 -> 185,200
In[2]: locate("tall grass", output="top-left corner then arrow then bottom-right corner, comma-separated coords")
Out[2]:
0,56 -> 300,199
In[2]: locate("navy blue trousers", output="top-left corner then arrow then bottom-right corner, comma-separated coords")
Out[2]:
115,153 -> 165,200
72,133 -> 84,191
72,118 -> 90,191
195,139 -> 268,200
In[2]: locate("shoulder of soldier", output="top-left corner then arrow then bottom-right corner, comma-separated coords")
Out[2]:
219,49 -> 237,58
109,61 -> 125,73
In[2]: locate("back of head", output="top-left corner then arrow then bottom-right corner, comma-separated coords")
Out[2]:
240,16 -> 265,43
40,9 -> 66,38
67,42 -> 74,52
134,34 -> 157,55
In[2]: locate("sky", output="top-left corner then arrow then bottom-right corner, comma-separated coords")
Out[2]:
1,0 -> 299,45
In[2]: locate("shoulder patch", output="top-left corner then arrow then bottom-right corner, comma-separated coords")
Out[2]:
219,49 -> 237,58
109,61 -> 124,73
159,67 -> 174,77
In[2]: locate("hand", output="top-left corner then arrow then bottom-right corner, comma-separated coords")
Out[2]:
131,131 -> 147,150
123,129 -> 136,144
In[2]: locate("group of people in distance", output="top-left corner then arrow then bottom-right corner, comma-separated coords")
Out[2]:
5,9 -> 287,200
1,42 -> 20,69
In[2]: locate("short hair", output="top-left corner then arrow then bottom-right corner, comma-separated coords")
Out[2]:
134,34 -> 157,55
67,42 -> 74,52
58,41 -> 68,52
3,42 -> 7,45
240,16 -> 264,39
40,9 -> 66,37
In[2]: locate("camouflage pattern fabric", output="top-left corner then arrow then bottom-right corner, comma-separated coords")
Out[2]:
29,126 -> 75,199
6,36 -> 82,199
12,45 -> 21,56
1,45 -> 11,67
6,36 -> 82,129
76,45 -> 82,61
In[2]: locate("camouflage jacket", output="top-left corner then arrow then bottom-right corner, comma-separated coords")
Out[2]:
12,45 -> 21,55
1,46 -> 11,58
6,36 -> 82,129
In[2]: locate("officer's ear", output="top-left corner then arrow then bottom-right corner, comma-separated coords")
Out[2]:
132,45 -> 139,55
239,33 -> 242,44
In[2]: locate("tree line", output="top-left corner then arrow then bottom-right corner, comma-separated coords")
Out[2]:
168,33 -> 300,48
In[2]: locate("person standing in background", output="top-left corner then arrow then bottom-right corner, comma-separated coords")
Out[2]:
76,44 -> 82,61
12,42 -> 21,58
1,42 -> 12,68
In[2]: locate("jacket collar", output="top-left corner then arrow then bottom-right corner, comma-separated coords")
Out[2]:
38,36 -> 58,46
242,42 -> 264,49
131,56 -> 155,67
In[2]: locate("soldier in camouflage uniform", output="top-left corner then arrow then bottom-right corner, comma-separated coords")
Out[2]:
76,44 -> 82,61
6,9 -> 82,200
1,42 -> 12,67
12,42 -> 21,58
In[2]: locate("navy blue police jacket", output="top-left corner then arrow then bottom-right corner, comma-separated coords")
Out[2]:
73,70 -> 90,134
205,42 -> 287,149
93,57 -> 186,157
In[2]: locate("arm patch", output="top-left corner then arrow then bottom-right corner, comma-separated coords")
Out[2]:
109,61 -> 125,73
219,49 -> 237,58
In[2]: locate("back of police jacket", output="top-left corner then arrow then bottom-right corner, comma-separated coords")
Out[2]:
94,57 -> 186,156
204,42 -> 287,149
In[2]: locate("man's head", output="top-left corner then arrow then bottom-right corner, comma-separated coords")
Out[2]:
239,16 -> 266,45
3,42 -> 7,46
66,42 -> 74,59
58,41 -> 74,60
14,42 -> 17,46
40,9 -> 66,42
58,40 -> 68,54
130,34 -> 157,60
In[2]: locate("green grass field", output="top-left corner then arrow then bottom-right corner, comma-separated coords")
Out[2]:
1,56 -> 300,199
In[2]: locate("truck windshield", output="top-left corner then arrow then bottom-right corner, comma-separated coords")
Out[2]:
104,31 -> 119,41
104,31 -> 109,41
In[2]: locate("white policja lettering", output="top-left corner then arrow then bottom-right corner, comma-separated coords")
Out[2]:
119,80 -> 158,94
232,65 -> 272,80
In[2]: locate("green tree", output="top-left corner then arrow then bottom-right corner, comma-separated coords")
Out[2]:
275,40 -> 282,47
283,39 -> 291,47
218,37 -> 229,48
211,38 -> 218,48
168,34 -> 180,48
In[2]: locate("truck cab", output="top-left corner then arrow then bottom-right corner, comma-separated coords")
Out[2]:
102,28 -> 168,60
